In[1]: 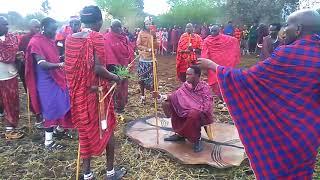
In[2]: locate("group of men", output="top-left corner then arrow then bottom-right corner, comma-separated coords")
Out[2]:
0,5 -> 319,180
155,8 -> 320,180
0,6 -> 132,179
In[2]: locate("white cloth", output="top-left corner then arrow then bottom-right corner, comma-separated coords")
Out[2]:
0,62 -> 18,80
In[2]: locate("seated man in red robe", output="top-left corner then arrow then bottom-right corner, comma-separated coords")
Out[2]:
153,65 -> 213,152
201,25 -> 240,100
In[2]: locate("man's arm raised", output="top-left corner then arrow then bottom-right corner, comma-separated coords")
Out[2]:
197,58 -> 219,71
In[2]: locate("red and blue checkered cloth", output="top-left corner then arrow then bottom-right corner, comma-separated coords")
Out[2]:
217,34 -> 320,179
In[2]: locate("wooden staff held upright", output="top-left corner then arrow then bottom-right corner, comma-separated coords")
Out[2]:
151,35 -> 160,145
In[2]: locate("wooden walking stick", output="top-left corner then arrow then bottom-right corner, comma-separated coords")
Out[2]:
151,35 -> 160,145
27,90 -> 31,133
98,78 -> 105,139
76,143 -> 80,180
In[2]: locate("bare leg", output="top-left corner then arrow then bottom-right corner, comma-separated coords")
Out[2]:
36,113 -> 43,123
139,81 -> 145,97
83,158 -> 91,175
106,132 -> 115,171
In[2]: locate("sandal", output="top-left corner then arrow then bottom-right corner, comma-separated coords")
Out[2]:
5,131 -> 24,140
79,172 -> 95,180
105,167 -> 127,180
45,141 -> 65,151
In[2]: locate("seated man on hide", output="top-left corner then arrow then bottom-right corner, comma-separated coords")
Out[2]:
153,65 -> 213,152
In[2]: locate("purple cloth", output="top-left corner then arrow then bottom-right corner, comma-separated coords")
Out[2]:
169,81 -> 213,118
35,64 -> 70,120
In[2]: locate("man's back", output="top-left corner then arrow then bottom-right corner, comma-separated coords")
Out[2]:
216,34 -> 320,179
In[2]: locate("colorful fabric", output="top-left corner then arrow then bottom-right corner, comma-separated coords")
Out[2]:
26,33 -> 71,127
176,33 -> 202,75
18,32 -> 34,53
234,28 -> 242,41
56,25 -> 73,41
0,33 -> 18,63
201,34 -> 240,87
0,77 -> 19,127
0,33 -> 19,128
18,33 -> 36,93
25,34 -> 65,115
137,59 -> 153,88
104,32 -> 134,66
168,81 -> 214,143
34,61 -> 71,127
65,30 -> 116,159
223,24 -> 234,36
217,34 -> 320,179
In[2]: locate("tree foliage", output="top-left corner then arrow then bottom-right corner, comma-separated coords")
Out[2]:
225,0 -> 299,24
157,0 -> 224,28
0,11 -> 46,31
41,0 -> 51,15
95,0 -> 145,29
25,12 -> 46,22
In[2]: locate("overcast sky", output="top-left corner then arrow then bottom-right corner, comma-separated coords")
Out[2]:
0,0 -> 170,21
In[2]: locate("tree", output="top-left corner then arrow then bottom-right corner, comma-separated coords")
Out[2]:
95,0 -> 144,28
25,12 -> 46,22
41,0 -> 51,15
224,0 -> 299,24
6,11 -> 25,30
157,0 -> 224,27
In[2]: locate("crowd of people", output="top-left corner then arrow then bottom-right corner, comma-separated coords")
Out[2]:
0,4 -> 319,180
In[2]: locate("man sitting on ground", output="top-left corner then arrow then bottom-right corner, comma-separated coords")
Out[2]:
153,65 -> 213,152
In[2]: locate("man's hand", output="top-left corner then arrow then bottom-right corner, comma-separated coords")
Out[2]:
196,58 -> 218,71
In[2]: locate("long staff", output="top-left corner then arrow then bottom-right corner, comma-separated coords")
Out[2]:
76,143 -> 80,180
27,90 -> 31,133
151,36 -> 160,145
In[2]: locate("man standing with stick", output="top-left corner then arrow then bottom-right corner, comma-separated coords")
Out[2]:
104,19 -> 134,114
65,6 -> 126,180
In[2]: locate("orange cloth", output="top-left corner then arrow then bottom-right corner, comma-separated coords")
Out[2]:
176,33 -> 202,74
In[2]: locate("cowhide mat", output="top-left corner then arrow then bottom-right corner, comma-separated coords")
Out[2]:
125,116 -> 247,168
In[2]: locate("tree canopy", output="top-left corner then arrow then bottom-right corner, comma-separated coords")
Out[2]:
95,0 -> 145,29
225,0 -> 299,24
157,0 -> 224,28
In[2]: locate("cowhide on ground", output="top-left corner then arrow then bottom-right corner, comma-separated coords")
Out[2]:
125,116 -> 247,168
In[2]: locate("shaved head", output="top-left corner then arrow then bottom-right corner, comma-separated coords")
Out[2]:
111,19 -> 122,34
29,19 -> 40,26
185,23 -> 194,34
210,24 -> 220,36
29,19 -> 41,34
111,19 -> 121,27
284,9 -> 320,44
287,9 -> 320,33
